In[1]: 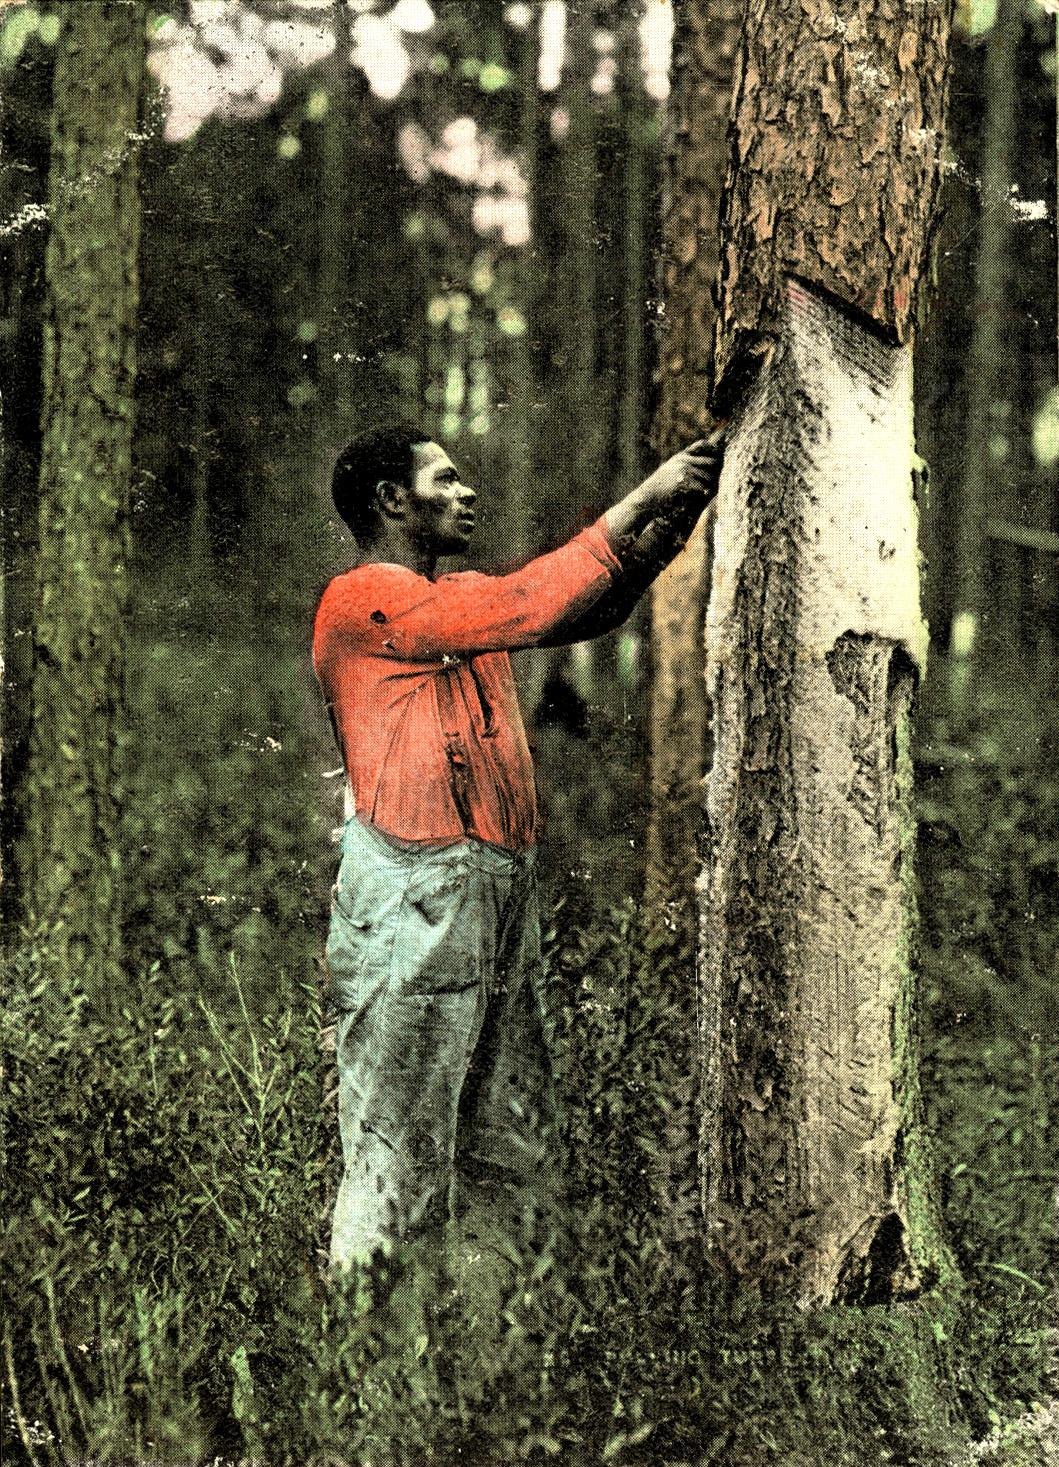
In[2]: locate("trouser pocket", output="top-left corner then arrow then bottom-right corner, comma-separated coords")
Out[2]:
326,840 -> 410,1011
395,857 -> 483,996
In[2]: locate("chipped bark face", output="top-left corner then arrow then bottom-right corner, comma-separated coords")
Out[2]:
26,3 -> 145,996
713,0 -> 952,402
647,0 -> 741,938
700,283 -> 947,1302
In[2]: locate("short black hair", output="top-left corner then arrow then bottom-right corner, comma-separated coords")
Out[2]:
331,423 -> 432,545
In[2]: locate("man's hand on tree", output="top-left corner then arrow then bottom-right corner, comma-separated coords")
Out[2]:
604,426 -> 725,544
643,428 -> 726,513
541,429 -> 725,648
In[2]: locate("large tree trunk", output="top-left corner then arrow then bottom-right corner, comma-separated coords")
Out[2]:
645,0 -> 741,942
700,0 -> 955,1303
24,1 -> 145,1002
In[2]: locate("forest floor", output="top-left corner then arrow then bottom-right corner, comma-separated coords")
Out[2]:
4,619 -> 1055,1467
952,1398 -> 1059,1467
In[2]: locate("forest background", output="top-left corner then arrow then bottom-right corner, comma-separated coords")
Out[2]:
1,1 -> 1057,1464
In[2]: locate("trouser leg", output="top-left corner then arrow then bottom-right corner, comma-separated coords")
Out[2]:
329,829 -> 498,1271
328,825 -> 563,1290
331,987 -> 483,1268
454,859 -> 562,1285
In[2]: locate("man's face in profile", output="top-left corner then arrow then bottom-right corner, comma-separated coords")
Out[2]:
403,441 -> 477,557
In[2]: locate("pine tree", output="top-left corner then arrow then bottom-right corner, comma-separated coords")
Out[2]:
25,1 -> 146,1004
699,0 -> 955,1302
646,0 -> 741,945
644,0 -> 743,1242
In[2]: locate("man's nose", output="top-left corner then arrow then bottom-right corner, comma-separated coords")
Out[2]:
458,483 -> 476,505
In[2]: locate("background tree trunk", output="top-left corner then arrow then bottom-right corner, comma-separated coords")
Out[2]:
643,0 -> 742,1245
616,10 -> 648,497
949,0 -> 1023,706
558,1 -> 601,507
645,0 -> 741,942
552,2 -> 601,708
24,0 -> 145,1003
700,0 -> 955,1303
318,0 -> 355,453
0,32 -> 52,934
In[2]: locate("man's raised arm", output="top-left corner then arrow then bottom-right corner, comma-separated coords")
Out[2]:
602,432 -> 723,547
539,430 -> 725,648
315,433 -> 724,662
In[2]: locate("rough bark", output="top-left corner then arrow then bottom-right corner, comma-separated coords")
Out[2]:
24,2 -> 145,1001
713,0 -> 951,404
701,0 -> 955,1302
645,0 -> 740,941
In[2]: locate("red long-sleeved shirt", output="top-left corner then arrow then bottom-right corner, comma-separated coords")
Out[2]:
312,518 -> 622,851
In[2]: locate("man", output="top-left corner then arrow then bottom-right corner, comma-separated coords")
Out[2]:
313,423 -> 723,1278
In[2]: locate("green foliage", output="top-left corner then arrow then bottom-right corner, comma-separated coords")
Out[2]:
919,695 -> 1058,1040
956,0 -> 999,36
0,7 -> 56,69
5,920 -> 1052,1465
918,685 -> 1059,1439
121,625 -> 327,1018
4,631 -> 1055,1465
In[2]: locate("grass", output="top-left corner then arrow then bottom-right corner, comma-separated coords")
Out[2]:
3,618 -> 1055,1466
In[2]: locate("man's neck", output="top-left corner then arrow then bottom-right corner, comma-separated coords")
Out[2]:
364,528 -> 438,580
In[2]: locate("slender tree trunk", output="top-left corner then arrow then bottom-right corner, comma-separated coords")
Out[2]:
913,25 -> 977,716
554,3 -> 600,706
641,0 -> 741,1246
188,323 -> 212,579
25,1 -> 145,1002
506,6 -> 540,565
645,0 -> 741,941
559,2 -> 601,503
949,0 -> 1023,704
701,0 -> 954,1303
1,39 -> 52,933
318,0 -> 354,452
617,10 -> 649,494
518,5 -> 600,722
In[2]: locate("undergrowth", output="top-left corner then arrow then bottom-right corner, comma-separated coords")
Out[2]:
3,639 -> 1055,1466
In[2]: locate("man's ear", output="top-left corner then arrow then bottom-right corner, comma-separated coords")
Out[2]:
376,478 -> 406,520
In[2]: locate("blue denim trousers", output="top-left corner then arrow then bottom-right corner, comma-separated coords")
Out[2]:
326,816 -> 559,1273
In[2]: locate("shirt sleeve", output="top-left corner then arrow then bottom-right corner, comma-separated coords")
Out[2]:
318,517 -> 623,662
